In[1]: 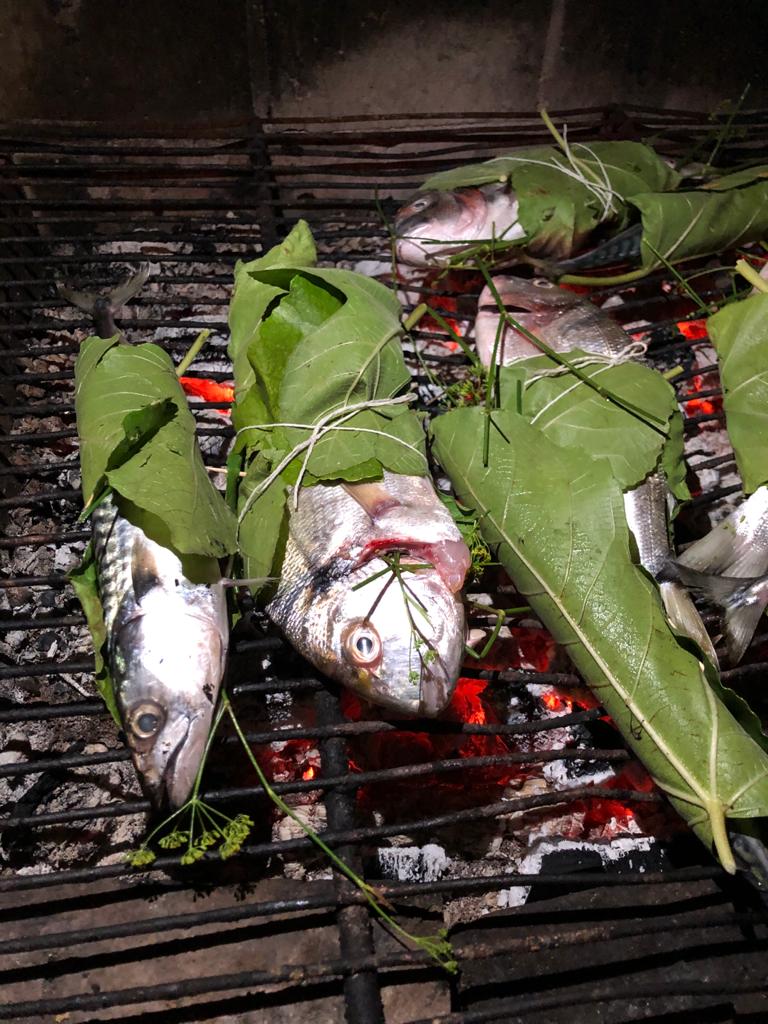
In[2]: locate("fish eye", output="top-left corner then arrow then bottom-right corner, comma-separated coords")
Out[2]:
532,277 -> 556,289
128,701 -> 165,739
343,622 -> 382,667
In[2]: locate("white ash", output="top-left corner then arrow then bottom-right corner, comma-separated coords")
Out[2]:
497,834 -> 655,909
377,843 -> 451,883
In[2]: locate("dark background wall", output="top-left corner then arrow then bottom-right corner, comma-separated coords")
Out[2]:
0,0 -> 766,124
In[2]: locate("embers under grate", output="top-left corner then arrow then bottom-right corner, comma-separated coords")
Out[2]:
2,110 -> 768,1023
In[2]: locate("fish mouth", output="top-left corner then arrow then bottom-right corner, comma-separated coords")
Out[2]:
134,711 -> 201,810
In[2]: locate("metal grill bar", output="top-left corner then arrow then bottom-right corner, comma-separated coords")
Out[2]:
3,110 -> 767,1024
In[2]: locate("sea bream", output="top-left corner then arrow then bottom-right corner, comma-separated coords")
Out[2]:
92,495 -> 228,807
65,266 -> 230,808
394,183 -> 525,267
267,472 -> 471,716
473,275 -> 718,666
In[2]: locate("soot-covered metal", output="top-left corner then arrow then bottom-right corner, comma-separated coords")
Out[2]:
2,109 -> 768,1023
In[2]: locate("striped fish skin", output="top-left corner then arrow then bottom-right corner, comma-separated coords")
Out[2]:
92,496 -> 228,807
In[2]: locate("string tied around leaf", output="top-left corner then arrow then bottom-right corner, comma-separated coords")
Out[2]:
525,339 -> 650,426
234,393 -> 428,522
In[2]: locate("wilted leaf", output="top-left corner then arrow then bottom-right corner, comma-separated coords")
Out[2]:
420,142 -> 679,258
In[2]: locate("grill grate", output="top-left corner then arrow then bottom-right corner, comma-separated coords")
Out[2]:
2,109 -> 768,1023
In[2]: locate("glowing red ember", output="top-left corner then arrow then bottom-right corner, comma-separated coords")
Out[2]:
179,376 -> 234,415
676,318 -> 709,341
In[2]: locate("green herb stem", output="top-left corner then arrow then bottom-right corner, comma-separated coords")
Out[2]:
223,694 -> 457,972
425,306 -> 484,369
176,329 -> 211,377
477,261 -> 667,434
642,240 -> 711,313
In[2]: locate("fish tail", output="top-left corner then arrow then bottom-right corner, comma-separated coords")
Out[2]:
663,562 -> 765,665
658,578 -> 720,668
57,263 -> 151,338
553,223 -> 643,273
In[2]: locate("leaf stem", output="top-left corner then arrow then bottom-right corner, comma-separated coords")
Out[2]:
558,267 -> 653,287
735,258 -> 768,293
176,329 -> 211,377
403,302 -> 428,331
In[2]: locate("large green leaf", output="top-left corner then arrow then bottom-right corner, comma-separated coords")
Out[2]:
228,220 -> 317,437
234,247 -> 427,484
707,291 -> 768,493
497,352 -> 677,489
232,225 -> 430,590
74,337 -> 237,558
68,545 -> 120,726
632,180 -> 768,270
420,142 -> 680,258
431,406 -> 768,871
237,455 -> 290,586
703,164 -> 768,191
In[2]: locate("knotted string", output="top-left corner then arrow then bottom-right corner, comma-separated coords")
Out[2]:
234,394 -> 427,522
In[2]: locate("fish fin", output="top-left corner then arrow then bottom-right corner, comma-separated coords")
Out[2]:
668,562 -> 748,605
552,223 -> 643,273
667,562 -> 768,665
725,603 -> 765,665
658,579 -> 719,668
109,262 -> 152,308
341,481 -> 399,520
678,516 -> 768,578
56,263 -> 151,316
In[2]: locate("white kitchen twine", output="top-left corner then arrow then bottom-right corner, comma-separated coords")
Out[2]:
234,394 -> 428,522
490,140 -> 620,224
525,339 -> 649,426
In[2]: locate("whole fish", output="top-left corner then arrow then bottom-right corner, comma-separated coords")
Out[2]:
267,472 -> 470,716
394,183 -> 524,267
66,267 -> 229,808
92,495 -> 228,807
668,485 -> 768,663
473,275 -> 718,666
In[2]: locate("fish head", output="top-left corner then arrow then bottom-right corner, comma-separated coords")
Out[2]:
475,275 -> 586,365
113,589 -> 227,809
330,558 -> 466,716
272,555 -> 466,717
394,184 -> 520,267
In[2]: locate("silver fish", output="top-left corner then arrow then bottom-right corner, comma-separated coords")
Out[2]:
394,183 -> 524,267
671,485 -> 768,663
63,266 -> 229,809
474,275 -> 718,666
92,495 -> 228,807
267,472 -> 470,716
